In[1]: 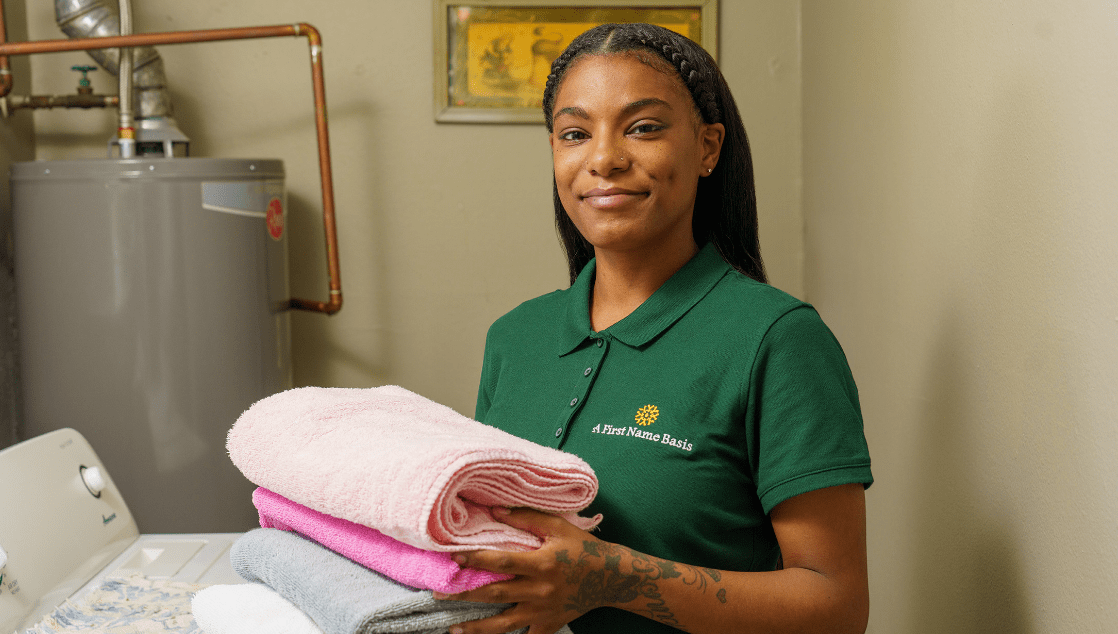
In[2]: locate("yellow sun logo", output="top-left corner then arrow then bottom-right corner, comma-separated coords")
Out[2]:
635,404 -> 659,426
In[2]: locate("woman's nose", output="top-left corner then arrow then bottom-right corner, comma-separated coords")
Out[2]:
585,136 -> 628,176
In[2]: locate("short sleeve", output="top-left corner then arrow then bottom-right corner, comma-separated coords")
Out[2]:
475,326 -> 497,422
750,306 -> 873,513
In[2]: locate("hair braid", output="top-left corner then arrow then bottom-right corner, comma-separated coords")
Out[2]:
639,36 -> 721,124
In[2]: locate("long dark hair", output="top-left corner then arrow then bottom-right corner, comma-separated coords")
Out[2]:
542,23 -> 767,285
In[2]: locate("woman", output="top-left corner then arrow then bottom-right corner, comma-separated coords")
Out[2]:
436,23 -> 872,634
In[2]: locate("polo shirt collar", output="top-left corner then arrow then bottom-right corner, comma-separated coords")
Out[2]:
556,242 -> 732,355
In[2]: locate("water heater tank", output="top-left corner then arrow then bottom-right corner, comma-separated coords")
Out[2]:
10,158 -> 291,533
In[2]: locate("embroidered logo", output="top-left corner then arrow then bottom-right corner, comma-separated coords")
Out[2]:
635,404 -> 659,426
588,404 -> 692,452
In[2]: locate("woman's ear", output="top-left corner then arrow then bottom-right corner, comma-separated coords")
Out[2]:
699,122 -> 725,175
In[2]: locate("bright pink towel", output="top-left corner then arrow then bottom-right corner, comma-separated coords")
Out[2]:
227,385 -> 601,552
253,487 -> 512,593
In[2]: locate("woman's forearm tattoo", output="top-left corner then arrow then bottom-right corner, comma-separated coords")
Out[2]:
556,541 -> 727,627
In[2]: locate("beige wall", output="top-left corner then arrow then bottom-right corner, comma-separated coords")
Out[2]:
22,0 -> 804,416
803,2 -> 1118,633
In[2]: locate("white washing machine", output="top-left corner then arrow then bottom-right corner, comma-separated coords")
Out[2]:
0,428 -> 245,632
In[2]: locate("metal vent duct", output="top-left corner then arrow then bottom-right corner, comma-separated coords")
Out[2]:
54,0 -> 173,120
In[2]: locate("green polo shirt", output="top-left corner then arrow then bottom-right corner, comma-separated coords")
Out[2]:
476,243 -> 872,634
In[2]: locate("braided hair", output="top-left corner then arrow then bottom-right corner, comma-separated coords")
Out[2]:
543,23 -> 767,285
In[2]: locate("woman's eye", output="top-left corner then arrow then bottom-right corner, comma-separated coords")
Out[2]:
558,130 -> 588,141
629,123 -> 664,135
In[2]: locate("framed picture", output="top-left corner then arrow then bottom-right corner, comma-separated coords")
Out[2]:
433,0 -> 718,123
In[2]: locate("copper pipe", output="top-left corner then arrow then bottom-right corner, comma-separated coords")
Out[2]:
289,28 -> 341,314
0,24 -> 312,55
0,0 -> 12,97
8,94 -> 118,110
0,23 -> 343,315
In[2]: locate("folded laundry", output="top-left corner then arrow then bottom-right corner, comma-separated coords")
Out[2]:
230,528 -> 573,634
26,573 -> 204,634
192,582 -> 325,634
227,385 -> 600,551
253,487 -> 512,593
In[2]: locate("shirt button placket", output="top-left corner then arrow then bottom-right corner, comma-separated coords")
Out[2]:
554,337 -> 608,447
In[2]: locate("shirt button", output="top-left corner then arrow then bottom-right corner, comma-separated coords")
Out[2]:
555,427 -> 563,438
569,397 -> 578,407
596,339 -> 603,348
583,367 -> 592,376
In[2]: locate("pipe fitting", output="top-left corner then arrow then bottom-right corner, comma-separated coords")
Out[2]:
54,0 -> 172,120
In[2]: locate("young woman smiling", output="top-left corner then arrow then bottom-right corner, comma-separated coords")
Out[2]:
438,23 -> 873,634
550,52 -> 722,331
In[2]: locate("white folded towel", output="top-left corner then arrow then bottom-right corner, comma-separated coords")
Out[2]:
192,583 -> 324,634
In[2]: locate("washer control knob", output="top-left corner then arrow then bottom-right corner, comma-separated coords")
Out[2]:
0,544 -> 7,570
81,466 -> 105,496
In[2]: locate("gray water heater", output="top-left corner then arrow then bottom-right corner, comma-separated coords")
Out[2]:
10,157 -> 292,533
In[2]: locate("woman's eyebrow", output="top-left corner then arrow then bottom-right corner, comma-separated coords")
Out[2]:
622,97 -> 673,115
554,105 -> 589,120
553,98 -> 673,122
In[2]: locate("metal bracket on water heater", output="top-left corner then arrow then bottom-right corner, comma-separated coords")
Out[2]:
108,117 -> 190,157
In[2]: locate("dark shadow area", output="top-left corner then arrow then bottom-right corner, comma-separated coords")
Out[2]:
1,0 -> 38,449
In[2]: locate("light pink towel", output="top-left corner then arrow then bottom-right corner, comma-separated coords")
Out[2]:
253,487 -> 512,593
227,385 -> 601,552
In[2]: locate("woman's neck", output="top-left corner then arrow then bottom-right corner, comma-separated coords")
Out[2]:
589,240 -> 699,332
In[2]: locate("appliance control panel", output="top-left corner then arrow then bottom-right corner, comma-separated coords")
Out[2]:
0,428 -> 139,632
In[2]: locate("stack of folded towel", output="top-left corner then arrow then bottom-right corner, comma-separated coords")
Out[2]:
191,385 -> 600,634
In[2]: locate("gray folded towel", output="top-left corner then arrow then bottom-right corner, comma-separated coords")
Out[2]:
230,528 -> 573,634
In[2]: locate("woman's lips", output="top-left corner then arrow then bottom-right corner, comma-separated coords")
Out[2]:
581,188 -> 647,209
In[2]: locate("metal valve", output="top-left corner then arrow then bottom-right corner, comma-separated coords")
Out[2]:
71,65 -> 97,95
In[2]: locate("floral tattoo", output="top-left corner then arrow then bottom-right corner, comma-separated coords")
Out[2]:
556,541 -> 727,627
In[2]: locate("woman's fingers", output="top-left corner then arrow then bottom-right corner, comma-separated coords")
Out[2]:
452,509 -> 585,577
454,547 -> 534,577
499,507 -> 603,562
436,577 -> 529,604
490,506 -> 575,540
432,507 -> 600,633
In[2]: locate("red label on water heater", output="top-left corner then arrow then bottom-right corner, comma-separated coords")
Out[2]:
266,197 -> 284,240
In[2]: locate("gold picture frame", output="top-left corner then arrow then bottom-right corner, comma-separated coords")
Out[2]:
433,0 -> 718,123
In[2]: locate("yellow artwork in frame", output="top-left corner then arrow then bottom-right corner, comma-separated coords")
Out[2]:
434,0 -> 718,123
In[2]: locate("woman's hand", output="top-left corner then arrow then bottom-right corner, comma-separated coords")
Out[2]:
433,507 -> 602,634
438,484 -> 869,634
